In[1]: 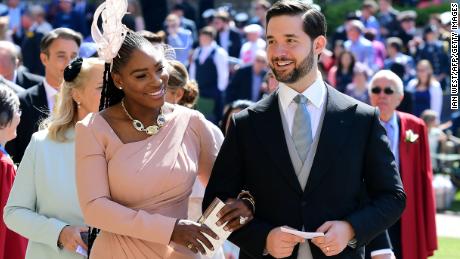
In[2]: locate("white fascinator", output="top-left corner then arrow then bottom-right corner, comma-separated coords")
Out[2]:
91,0 -> 130,64
91,0 -> 176,64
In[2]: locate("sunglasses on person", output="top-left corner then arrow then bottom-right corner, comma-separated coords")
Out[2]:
371,86 -> 395,95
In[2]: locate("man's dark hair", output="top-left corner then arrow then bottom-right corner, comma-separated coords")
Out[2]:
364,29 -> 376,41
386,37 -> 403,52
266,0 -> 327,40
40,28 -> 82,55
172,4 -> 186,13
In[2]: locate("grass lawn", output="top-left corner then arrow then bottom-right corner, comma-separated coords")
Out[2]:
432,237 -> 460,259
434,189 -> 460,259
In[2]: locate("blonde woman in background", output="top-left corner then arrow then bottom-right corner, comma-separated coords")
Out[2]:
407,60 -> 443,118
4,57 -> 104,259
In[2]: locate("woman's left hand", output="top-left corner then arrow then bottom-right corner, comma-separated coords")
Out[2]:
216,198 -> 254,232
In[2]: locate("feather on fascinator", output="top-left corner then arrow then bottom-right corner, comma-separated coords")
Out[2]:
91,0 -> 176,65
91,0 -> 129,65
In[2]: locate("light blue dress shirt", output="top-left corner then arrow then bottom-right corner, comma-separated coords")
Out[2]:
380,112 -> 400,168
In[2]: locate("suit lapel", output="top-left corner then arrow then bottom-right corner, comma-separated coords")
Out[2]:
31,82 -> 49,115
303,86 -> 357,197
250,91 -> 303,195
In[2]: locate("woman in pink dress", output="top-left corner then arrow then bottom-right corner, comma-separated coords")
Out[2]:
75,3 -> 254,258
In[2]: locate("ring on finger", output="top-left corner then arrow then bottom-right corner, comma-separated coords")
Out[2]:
187,242 -> 193,249
239,216 -> 249,225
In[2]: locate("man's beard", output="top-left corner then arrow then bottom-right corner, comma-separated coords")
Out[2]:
270,47 -> 315,84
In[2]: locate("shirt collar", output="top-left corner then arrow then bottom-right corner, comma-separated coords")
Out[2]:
381,112 -> 398,128
43,79 -> 59,99
278,76 -> 326,113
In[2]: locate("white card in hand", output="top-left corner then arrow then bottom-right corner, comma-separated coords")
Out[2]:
280,227 -> 324,239
198,198 -> 232,257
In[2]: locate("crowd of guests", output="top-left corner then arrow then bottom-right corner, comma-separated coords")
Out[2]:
0,1 -> 455,125
0,0 -> 457,259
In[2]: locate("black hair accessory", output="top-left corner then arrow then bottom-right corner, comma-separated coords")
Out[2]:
64,57 -> 83,82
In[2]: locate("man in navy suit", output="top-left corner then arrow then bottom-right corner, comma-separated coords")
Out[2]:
203,1 -> 405,258
6,28 -> 81,163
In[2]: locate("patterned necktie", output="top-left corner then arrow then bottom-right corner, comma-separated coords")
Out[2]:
292,94 -> 313,162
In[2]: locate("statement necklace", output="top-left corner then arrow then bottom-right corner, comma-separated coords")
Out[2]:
121,99 -> 166,135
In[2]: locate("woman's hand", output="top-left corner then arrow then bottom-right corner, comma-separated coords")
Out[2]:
216,198 -> 254,232
57,226 -> 88,253
170,219 -> 219,254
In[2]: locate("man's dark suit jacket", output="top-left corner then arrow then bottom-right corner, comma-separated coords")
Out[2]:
6,82 -> 49,163
226,65 -> 267,104
15,67 -> 44,89
216,28 -> 242,59
203,85 -> 406,259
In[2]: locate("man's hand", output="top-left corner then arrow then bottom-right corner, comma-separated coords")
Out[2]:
311,221 -> 355,256
266,226 -> 305,258
216,198 -> 253,232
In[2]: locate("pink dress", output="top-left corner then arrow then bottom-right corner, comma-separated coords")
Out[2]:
75,105 -> 222,259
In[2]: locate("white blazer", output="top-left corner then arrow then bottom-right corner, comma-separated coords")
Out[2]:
4,129 -> 86,259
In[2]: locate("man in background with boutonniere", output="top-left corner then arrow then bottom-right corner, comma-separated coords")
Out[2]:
369,70 -> 437,259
